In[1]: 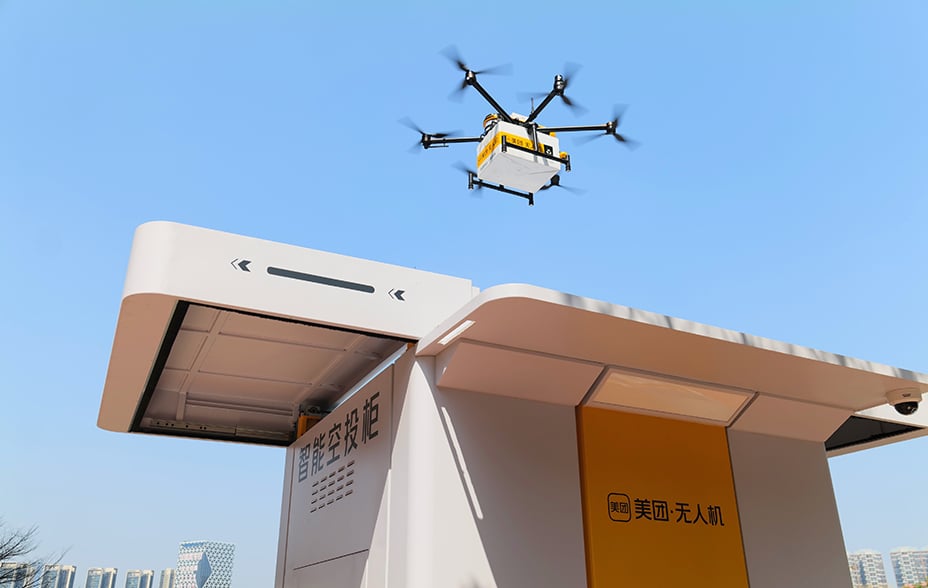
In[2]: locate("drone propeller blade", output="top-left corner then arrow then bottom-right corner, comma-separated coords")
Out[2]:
441,45 -> 469,72
538,174 -> 586,194
574,132 -> 608,145
452,161 -> 479,180
574,105 -> 638,149
560,98 -> 586,115
475,63 -> 514,76
558,184 -> 586,195
398,116 -> 426,135
450,80 -> 469,101
441,46 -> 513,76
555,61 -> 585,114
610,104 -> 626,125
559,93 -> 588,115
607,105 -> 638,149
441,46 -> 511,102
556,183 -> 586,195
400,117 -> 458,138
613,133 -> 640,150
399,117 -> 460,150
562,62 -> 582,84
399,116 -> 428,152
519,61 -> 586,115
452,162 -> 483,196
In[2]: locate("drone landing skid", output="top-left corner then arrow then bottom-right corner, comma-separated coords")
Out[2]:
466,172 -> 536,206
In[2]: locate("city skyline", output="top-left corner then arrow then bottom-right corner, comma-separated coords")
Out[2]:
0,559 -> 180,588
846,547 -> 928,588
1,538 -> 237,588
1,533 -> 240,588
6,539 -> 928,588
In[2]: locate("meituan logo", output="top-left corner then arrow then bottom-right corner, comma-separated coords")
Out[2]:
607,493 -> 631,522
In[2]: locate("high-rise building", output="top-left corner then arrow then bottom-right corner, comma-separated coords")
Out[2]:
0,562 -> 36,588
158,569 -> 174,588
847,550 -> 889,587
890,547 -> 928,587
174,542 -> 234,588
40,564 -> 77,588
125,570 -> 153,588
85,568 -> 118,588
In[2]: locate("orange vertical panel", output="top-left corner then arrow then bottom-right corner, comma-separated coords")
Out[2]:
577,407 -> 749,587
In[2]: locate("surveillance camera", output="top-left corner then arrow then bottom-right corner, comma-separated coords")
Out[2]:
886,388 -> 923,416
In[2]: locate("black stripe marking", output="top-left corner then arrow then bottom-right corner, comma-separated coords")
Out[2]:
267,266 -> 375,294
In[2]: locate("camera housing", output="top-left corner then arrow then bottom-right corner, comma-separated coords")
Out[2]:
886,388 -> 923,416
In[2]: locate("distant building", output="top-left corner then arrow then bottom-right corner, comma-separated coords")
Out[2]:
158,569 -> 174,588
890,547 -> 928,587
85,568 -> 118,588
41,564 -> 77,588
0,562 -> 37,588
125,570 -> 153,588
848,550 -> 889,587
174,542 -> 234,588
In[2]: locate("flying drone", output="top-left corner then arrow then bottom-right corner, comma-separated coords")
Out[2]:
403,47 -> 636,206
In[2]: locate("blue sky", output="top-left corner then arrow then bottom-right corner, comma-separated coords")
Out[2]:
1,1 -> 926,586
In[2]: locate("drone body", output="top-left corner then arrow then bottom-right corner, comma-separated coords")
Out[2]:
477,116 -> 565,193
405,48 -> 635,206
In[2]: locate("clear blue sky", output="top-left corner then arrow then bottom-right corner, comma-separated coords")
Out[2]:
1,1 -> 926,586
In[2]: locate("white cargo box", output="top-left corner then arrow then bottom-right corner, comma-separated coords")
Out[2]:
476,120 -> 561,193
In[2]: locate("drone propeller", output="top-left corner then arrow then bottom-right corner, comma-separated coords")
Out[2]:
441,46 -> 513,99
538,174 -> 586,194
576,105 -> 639,149
441,45 -> 514,76
556,62 -> 584,112
399,117 -> 459,151
519,62 -> 586,115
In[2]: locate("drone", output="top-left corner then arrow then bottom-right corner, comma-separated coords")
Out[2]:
403,47 -> 636,206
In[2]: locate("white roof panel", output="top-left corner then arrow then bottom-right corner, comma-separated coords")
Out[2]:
417,284 -> 928,452
98,222 -> 474,444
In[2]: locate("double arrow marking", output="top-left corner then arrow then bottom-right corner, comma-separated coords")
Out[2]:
231,258 -> 252,272
389,289 -> 406,301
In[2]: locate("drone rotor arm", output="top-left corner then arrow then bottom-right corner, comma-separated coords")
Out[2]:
537,124 -> 612,134
424,135 -> 483,149
525,89 -> 560,123
466,75 -> 514,123
540,112 -> 637,148
525,73 -> 570,123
